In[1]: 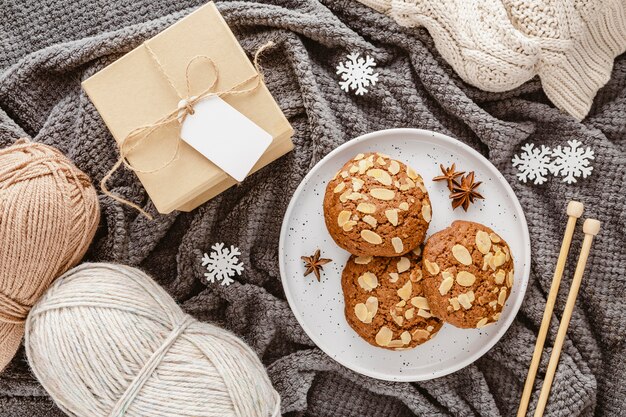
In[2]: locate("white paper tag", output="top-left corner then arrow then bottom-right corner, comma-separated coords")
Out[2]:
179,96 -> 273,182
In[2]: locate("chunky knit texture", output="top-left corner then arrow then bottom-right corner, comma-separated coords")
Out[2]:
0,1 -> 625,416
358,0 -> 626,121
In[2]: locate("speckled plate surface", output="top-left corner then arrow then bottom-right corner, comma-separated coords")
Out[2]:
279,128 -> 530,381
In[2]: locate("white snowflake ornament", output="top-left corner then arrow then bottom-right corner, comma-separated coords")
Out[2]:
512,143 -> 553,185
550,140 -> 594,184
201,243 -> 244,286
336,52 -> 379,95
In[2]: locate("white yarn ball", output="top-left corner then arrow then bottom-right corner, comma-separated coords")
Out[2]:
25,263 -> 280,417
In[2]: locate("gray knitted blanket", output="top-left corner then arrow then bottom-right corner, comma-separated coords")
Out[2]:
0,1 -> 624,416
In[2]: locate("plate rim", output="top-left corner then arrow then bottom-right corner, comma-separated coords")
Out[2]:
278,128 -> 531,381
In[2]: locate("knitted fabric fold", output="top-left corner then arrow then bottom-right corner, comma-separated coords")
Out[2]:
1,0 -> 625,415
358,0 -> 626,120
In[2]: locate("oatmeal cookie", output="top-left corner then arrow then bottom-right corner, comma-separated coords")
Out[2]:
421,220 -> 514,329
324,152 -> 431,257
342,249 -> 443,350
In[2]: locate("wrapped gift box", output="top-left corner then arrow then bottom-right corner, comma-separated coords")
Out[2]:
83,2 -> 293,214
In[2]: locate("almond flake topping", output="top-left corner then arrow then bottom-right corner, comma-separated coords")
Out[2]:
422,204 -> 431,222
413,329 -> 430,340
417,308 -> 432,318
424,259 -> 440,275
397,256 -> 411,273
388,160 -> 400,175
456,271 -> 476,286
342,220 -> 357,231
367,169 -> 392,186
439,276 -> 454,295
357,272 -> 378,291
370,188 -> 395,200
375,326 -> 393,346
337,210 -> 351,227
365,296 -> 378,317
345,192 -> 364,201
354,255 -> 372,265
385,209 -> 399,226
351,178 -> 364,191
498,288 -> 507,306
356,203 -> 376,214
391,237 -> 404,254
397,280 -> 412,300
475,230 -> 491,254
457,293 -> 472,309
452,244 -> 473,265
361,230 -> 382,244
333,182 -> 345,193
354,304 -> 369,323
494,270 -> 506,285
362,215 -> 377,227
476,318 -> 489,328
411,296 -> 429,310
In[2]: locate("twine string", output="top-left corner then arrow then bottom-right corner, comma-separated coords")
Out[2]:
100,41 -> 275,219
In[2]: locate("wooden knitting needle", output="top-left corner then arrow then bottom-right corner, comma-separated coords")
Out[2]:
533,218 -> 601,417
517,201 -> 583,417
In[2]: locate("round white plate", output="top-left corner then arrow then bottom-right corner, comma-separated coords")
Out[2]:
279,128 -> 530,381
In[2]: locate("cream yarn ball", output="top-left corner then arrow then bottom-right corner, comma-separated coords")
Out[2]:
25,263 -> 280,417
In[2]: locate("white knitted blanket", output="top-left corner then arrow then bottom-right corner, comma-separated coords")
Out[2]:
358,0 -> 626,120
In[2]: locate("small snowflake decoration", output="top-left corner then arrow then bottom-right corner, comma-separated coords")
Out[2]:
336,52 -> 379,95
550,140 -> 594,184
512,141 -> 595,185
512,143 -> 553,185
201,243 -> 244,286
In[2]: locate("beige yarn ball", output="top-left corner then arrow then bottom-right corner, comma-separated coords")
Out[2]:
0,140 -> 99,371
25,263 -> 280,417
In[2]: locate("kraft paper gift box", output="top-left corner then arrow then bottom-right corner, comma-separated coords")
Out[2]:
82,2 -> 293,214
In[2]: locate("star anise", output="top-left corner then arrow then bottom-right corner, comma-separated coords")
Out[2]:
301,249 -> 332,281
450,171 -> 484,211
433,163 -> 465,190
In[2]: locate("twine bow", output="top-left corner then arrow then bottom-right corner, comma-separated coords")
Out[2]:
101,40 -> 276,219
